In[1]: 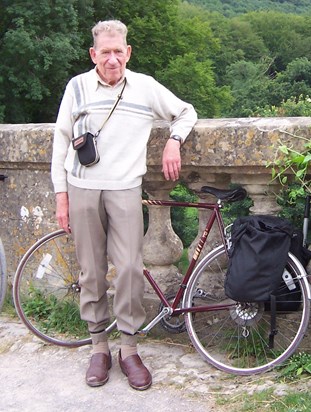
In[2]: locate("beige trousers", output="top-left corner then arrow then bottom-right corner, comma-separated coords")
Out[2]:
68,184 -> 146,336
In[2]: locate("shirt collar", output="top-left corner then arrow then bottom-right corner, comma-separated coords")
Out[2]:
93,66 -> 127,90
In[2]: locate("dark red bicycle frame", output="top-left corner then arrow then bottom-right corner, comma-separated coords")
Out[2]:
142,199 -> 231,319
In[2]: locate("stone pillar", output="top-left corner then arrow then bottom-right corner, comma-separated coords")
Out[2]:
143,181 -> 184,296
232,173 -> 282,215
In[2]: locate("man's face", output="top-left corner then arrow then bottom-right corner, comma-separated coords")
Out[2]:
89,31 -> 131,86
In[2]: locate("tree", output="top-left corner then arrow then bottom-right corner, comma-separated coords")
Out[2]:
157,52 -> 232,118
90,0 -> 181,77
0,0 -> 185,122
225,59 -> 271,116
156,7 -> 234,116
241,12 -> 311,73
267,58 -> 311,106
208,14 -> 269,85
4,1 -> 311,123
0,0 -> 83,123
186,0 -> 311,16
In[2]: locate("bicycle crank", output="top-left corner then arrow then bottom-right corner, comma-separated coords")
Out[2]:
158,293 -> 187,334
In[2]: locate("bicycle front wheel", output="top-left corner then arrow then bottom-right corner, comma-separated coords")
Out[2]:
13,230 -> 116,348
184,245 -> 310,375
0,238 -> 7,312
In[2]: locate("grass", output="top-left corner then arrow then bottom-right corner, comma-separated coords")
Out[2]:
8,285 -> 120,341
0,286 -> 18,318
21,286 -> 89,339
218,389 -> 311,412
277,352 -> 311,380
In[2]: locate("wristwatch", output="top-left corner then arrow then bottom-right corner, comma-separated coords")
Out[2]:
169,135 -> 182,145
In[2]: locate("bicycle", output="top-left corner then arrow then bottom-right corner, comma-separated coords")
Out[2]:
0,174 -> 8,313
13,185 -> 311,376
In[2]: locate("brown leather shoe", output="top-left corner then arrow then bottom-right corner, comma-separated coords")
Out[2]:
86,352 -> 112,387
119,350 -> 152,391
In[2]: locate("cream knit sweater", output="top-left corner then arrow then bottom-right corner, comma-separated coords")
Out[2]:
51,68 -> 197,193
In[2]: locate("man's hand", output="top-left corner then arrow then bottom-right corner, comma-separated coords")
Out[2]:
56,192 -> 71,233
162,139 -> 182,181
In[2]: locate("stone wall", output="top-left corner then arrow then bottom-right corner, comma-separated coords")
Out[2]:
0,118 -> 310,286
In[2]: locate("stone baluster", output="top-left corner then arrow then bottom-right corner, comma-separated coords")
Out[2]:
231,174 -> 282,215
142,182 -> 184,296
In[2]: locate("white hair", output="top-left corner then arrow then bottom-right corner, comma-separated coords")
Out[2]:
92,20 -> 128,48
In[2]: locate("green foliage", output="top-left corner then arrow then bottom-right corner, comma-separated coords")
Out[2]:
170,184 -> 199,248
277,57 -> 311,90
23,286 -> 88,338
254,95 -> 311,118
267,130 -> 311,197
157,52 -> 233,118
221,186 -> 253,226
122,0 -> 181,76
168,183 -> 252,247
220,389 -> 311,412
187,0 -> 311,16
222,13 -> 311,115
3,1 -> 311,121
0,0 -> 83,122
278,352 -> 311,380
223,18 -> 269,62
276,184 -> 309,231
1,289 -> 16,318
239,12 -> 311,73
226,324 -> 274,369
260,58 -> 311,108
176,248 -> 190,274
225,59 -> 271,116
255,94 -> 310,232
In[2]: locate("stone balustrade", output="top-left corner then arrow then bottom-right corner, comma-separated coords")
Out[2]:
0,118 -> 310,293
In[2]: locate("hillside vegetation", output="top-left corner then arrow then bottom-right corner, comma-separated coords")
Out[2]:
187,0 -> 311,16
1,0 -> 311,122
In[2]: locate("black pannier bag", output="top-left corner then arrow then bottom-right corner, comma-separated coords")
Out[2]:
224,215 -> 296,303
290,228 -> 311,269
265,228 -> 311,312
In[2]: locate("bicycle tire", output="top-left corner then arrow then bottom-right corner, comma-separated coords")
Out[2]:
0,238 -> 7,312
13,229 -> 116,348
183,245 -> 310,375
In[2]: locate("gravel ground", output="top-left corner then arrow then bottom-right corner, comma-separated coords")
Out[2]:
1,315 -> 310,412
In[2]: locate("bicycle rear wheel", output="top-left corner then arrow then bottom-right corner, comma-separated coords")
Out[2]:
0,238 -> 7,312
13,230 -> 116,348
184,245 -> 310,375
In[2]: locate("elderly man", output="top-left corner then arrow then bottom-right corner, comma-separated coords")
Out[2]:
52,20 -> 197,390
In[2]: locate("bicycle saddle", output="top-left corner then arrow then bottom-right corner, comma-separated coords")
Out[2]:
200,185 -> 247,202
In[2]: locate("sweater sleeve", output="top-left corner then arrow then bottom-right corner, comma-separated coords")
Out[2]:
51,82 -> 75,193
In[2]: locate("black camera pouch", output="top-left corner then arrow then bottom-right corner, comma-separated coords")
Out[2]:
72,132 -> 100,167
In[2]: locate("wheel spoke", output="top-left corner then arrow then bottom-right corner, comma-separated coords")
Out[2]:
13,230 -> 116,347
184,245 -> 310,375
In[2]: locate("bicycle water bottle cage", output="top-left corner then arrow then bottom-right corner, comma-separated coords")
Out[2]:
200,186 -> 247,203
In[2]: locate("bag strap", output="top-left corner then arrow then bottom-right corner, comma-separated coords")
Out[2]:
94,77 -> 127,138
